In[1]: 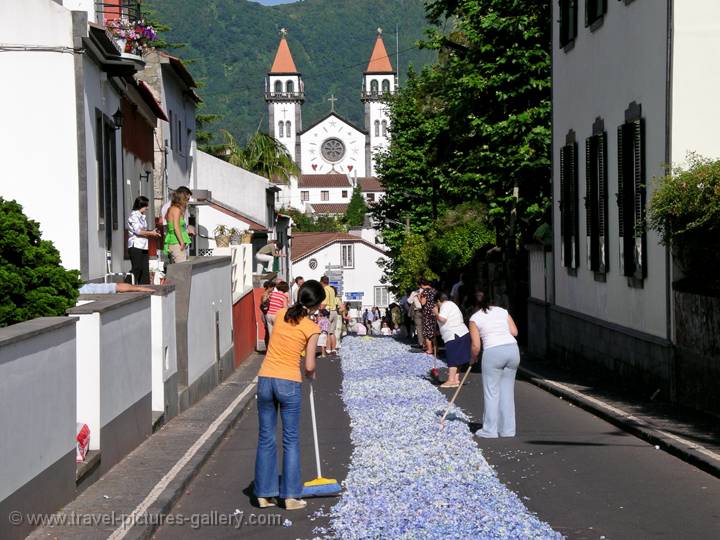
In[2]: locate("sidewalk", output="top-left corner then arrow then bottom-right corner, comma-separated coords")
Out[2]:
27,354 -> 263,540
518,355 -> 720,479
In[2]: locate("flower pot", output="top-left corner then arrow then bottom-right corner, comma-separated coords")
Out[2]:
241,232 -> 253,244
215,234 -> 231,248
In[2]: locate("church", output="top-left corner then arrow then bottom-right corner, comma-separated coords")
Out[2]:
266,29 -> 394,214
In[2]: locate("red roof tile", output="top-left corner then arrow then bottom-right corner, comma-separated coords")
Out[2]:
366,32 -> 394,73
358,177 -> 384,192
270,37 -> 299,74
298,174 -> 351,188
291,232 -> 385,262
308,203 -> 349,215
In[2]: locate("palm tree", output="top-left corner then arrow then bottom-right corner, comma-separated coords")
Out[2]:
221,130 -> 299,184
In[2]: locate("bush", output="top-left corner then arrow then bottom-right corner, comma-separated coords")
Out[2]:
0,198 -> 81,327
648,154 -> 720,289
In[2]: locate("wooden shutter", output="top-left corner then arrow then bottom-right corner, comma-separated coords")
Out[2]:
570,142 -> 579,269
560,145 -> 569,267
560,142 -> 579,269
597,131 -> 608,273
616,125 -> 626,274
585,137 -> 594,268
631,119 -> 646,280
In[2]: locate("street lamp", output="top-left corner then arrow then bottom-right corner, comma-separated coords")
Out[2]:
112,108 -> 123,130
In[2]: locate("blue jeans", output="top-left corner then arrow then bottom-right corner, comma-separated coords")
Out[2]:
254,376 -> 302,499
478,343 -> 520,438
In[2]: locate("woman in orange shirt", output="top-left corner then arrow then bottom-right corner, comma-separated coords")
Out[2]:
254,279 -> 324,510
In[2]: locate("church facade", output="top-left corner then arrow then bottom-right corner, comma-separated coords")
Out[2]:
265,29 -> 394,212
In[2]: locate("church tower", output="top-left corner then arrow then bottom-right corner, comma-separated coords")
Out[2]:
266,29 -> 304,162
362,28 -> 396,176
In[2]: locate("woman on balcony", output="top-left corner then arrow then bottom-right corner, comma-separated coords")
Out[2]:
254,279 -> 323,511
126,196 -> 160,284
164,188 -> 192,263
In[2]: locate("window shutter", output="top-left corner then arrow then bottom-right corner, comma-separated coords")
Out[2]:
559,145 -> 568,267
569,142 -> 579,269
597,131 -> 608,273
585,137 -> 594,269
569,1 -> 577,40
631,119 -> 646,280
616,125 -> 625,274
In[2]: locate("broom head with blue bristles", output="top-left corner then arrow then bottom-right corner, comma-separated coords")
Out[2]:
302,476 -> 341,497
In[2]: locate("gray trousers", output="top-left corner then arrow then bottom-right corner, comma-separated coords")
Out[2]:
477,343 -> 520,438
412,309 -> 424,346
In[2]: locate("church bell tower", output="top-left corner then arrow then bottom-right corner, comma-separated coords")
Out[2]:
362,28 -> 396,176
266,29 -> 304,163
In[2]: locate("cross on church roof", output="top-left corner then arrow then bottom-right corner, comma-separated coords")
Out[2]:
327,94 -> 338,113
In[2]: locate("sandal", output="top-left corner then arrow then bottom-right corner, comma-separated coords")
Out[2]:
440,382 -> 460,388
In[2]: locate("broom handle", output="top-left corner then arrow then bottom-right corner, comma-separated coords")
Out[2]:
440,365 -> 473,425
309,382 -> 323,478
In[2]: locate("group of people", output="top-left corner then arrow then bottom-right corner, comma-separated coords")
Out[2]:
125,187 -> 194,285
360,304 -> 403,336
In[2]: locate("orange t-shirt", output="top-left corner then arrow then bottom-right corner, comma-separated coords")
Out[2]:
258,308 -> 320,382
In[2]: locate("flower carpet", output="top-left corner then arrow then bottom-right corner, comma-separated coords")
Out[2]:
315,336 -> 561,539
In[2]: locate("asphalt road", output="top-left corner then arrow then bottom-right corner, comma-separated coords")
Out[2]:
153,347 -> 720,539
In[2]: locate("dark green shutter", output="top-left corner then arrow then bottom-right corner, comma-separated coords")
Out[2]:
597,131 -> 608,273
631,119 -> 646,280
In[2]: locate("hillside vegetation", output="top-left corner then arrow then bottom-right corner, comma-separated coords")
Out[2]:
145,0 -> 435,142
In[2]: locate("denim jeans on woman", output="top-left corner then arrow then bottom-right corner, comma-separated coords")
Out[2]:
477,343 -> 520,438
254,376 -> 302,499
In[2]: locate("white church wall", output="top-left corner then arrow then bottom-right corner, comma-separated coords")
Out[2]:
299,115 -> 367,176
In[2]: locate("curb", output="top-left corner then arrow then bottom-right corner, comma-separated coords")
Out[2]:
518,366 -> 720,480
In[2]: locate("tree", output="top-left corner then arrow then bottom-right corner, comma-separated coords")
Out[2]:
282,208 -> 345,233
222,130 -> 299,183
345,186 -> 368,227
0,198 -> 81,327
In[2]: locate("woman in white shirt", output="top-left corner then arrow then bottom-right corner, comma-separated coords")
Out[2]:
469,292 -> 520,438
127,196 -> 160,285
433,293 -> 470,388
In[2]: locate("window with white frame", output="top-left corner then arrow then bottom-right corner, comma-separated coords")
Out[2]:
341,244 -> 354,268
374,286 -> 389,307
321,190 -> 329,201
301,190 -> 309,202
342,190 -> 348,198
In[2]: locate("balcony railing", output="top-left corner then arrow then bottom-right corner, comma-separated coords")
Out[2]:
95,1 -> 142,24
264,91 -> 305,102
361,90 -> 393,101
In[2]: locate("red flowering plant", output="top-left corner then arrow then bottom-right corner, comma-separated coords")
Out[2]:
106,19 -> 157,56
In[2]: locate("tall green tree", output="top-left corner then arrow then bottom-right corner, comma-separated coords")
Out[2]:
222,130 -> 299,183
345,186 -> 368,227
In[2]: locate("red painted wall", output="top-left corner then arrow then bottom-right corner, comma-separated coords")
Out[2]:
253,287 -> 268,347
233,290 -> 258,367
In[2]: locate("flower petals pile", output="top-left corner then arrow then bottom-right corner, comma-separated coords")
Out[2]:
322,336 -> 562,539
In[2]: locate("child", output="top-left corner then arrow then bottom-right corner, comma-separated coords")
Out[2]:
381,321 -> 392,336
317,309 -> 330,356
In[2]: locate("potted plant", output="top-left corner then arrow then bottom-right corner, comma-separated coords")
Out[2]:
213,225 -> 231,247
229,227 -> 242,245
106,19 -> 157,56
241,229 -> 254,244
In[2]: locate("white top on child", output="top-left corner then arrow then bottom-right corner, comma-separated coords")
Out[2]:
469,306 -> 516,350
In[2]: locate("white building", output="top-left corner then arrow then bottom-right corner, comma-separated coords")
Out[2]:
291,232 -> 392,309
266,29 -> 391,212
0,0 -> 150,280
529,0 -> 720,397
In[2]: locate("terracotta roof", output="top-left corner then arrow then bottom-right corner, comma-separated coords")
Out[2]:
308,203 -> 349,215
291,232 -> 386,262
137,80 -> 168,121
366,32 -> 394,73
191,192 -> 268,231
298,174 -> 351,188
159,51 -> 198,88
270,37 -> 299,74
358,177 -> 384,192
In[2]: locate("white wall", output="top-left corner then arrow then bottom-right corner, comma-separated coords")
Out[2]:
552,0 -> 669,338
186,263 -> 233,385
61,0 -> 97,22
163,66 -> 196,191
0,319 -> 77,502
151,292 -> 177,413
0,0 -> 80,270
299,115 -> 367,176
292,241 -> 390,309
671,2 -> 720,165
194,150 -> 270,225
294,186 -> 352,209
194,205 -> 252,250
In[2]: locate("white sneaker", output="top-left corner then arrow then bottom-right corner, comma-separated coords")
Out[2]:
284,498 -> 307,510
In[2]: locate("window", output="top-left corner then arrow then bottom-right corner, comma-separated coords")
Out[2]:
617,102 -> 646,283
367,193 -> 375,203
585,0 -> 606,27
374,286 -> 389,307
178,119 -> 183,154
585,118 -> 609,276
559,131 -> 579,271
382,79 -> 390,93
286,80 -> 294,93
342,244 -> 354,268
169,110 -> 174,150
559,0 -> 578,48
285,120 -> 291,137
370,79 -> 379,94
95,110 -> 118,245
342,190 -> 348,198
301,190 -> 309,202
321,190 -> 329,201
274,80 -> 283,93
278,121 -> 284,138
381,120 -> 388,137
374,120 -> 380,137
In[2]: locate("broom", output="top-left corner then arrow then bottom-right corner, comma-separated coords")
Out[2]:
439,364 -> 473,428
301,382 -> 342,497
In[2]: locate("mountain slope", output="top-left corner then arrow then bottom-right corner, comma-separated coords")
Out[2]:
145,0 -> 435,142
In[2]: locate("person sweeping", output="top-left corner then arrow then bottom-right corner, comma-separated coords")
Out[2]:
254,280 -> 324,511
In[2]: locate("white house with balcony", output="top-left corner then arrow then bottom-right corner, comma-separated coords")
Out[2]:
528,0 -> 720,401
